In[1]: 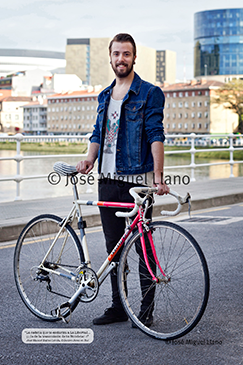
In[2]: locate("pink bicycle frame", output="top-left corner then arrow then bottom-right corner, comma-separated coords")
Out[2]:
78,198 -> 166,281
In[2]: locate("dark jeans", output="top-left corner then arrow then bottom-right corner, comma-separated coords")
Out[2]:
98,179 -> 155,313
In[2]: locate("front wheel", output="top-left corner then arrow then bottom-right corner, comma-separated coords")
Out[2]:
118,221 -> 210,340
14,214 -> 84,321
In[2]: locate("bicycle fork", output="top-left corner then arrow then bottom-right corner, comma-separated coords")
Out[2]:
137,220 -> 169,284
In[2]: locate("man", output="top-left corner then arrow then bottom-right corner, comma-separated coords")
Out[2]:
76,33 -> 169,326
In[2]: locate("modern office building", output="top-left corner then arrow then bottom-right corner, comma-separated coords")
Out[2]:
66,38 -> 176,86
66,38 -> 113,87
162,79 -> 238,134
194,8 -> 243,82
156,50 -> 176,84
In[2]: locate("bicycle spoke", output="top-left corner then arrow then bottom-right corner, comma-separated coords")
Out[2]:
14,215 -> 83,321
118,221 -> 209,340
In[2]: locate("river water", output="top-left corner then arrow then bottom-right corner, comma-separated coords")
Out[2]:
0,150 -> 243,202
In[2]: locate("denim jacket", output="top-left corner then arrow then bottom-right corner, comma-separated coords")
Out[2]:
90,72 -> 165,175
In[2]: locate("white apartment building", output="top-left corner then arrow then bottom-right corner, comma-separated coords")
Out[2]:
23,98 -> 48,135
0,94 -> 33,134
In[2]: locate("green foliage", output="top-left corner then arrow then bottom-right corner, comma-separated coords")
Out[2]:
213,80 -> 243,133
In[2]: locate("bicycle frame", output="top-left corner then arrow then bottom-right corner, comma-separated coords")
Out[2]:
38,180 -> 166,299
36,164 -> 190,317
14,163 -> 209,339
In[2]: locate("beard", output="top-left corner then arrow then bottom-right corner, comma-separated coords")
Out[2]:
111,61 -> 134,78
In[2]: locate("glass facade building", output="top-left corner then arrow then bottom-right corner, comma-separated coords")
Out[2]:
194,8 -> 243,78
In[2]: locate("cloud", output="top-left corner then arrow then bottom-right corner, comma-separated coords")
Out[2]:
0,0 -> 243,80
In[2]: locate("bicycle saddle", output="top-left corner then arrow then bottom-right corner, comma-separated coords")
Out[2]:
53,161 -> 78,176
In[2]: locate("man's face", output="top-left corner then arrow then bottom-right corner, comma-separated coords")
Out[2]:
110,41 -> 136,78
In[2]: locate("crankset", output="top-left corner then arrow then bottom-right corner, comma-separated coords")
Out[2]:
75,266 -> 99,303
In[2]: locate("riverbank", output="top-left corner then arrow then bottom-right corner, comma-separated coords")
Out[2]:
0,141 -> 87,154
164,146 -> 243,160
1,142 -> 243,160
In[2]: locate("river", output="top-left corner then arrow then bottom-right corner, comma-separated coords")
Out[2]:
0,150 -> 243,202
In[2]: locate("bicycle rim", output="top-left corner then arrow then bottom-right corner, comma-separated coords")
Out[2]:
14,214 -> 84,321
118,221 -> 210,340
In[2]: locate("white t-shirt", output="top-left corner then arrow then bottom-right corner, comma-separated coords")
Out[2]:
101,97 -> 122,177
100,96 -> 154,186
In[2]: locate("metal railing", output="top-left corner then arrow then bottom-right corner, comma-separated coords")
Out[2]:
0,134 -> 89,200
0,133 -> 243,200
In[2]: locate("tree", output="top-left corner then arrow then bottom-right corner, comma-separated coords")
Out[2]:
213,80 -> 243,133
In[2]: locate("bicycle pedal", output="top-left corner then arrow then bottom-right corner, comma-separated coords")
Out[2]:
53,302 -> 72,324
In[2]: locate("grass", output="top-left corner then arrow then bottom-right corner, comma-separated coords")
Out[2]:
0,141 -> 88,154
1,142 -> 243,160
164,146 -> 243,160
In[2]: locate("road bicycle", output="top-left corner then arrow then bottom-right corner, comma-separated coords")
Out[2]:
14,162 -> 210,341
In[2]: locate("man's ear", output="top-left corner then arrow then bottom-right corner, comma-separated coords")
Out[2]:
133,55 -> 137,65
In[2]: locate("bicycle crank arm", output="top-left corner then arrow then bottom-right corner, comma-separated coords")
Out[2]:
69,279 -> 93,306
52,281 -> 92,323
52,302 -> 73,323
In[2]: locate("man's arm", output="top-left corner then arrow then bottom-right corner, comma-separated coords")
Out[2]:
151,141 -> 169,195
76,142 -> 100,174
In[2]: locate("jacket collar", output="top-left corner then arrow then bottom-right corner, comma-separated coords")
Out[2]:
105,72 -> 142,97
128,72 -> 142,95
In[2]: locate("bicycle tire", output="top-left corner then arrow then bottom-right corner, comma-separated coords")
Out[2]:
118,221 -> 210,340
14,214 -> 84,322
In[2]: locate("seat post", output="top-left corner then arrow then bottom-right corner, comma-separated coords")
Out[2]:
70,175 -> 79,201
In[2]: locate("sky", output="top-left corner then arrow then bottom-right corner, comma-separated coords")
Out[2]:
1,0 -> 243,81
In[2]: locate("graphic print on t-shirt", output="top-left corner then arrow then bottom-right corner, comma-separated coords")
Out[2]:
101,97 -> 122,177
103,111 -> 120,154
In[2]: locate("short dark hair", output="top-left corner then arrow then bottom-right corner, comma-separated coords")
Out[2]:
109,33 -> 136,57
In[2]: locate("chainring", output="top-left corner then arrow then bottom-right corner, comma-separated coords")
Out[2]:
75,266 -> 99,302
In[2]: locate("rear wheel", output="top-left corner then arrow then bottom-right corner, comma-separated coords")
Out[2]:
14,214 -> 84,321
118,221 -> 210,340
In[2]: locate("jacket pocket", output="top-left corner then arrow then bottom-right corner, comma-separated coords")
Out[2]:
123,103 -> 144,167
124,102 -> 144,122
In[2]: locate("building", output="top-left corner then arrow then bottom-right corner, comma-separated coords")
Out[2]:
162,79 -> 238,134
0,69 -> 53,97
0,94 -> 33,134
23,98 -> 48,135
41,74 -> 83,94
194,8 -> 243,82
66,38 -> 113,87
156,50 -> 176,84
47,90 -> 100,135
0,49 -> 66,78
66,38 -> 176,86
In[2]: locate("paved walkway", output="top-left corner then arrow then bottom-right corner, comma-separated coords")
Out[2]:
1,177 -> 243,243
